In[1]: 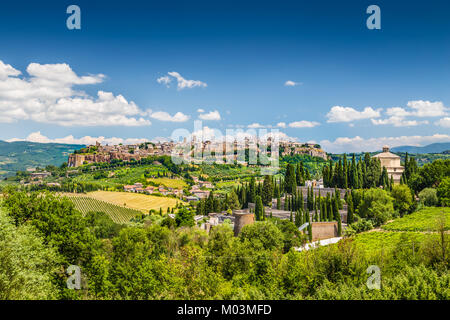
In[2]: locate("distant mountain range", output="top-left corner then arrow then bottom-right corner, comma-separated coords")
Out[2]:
391,142 -> 450,154
0,140 -> 85,178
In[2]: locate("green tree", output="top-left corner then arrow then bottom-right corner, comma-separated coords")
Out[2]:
239,221 -> 284,251
255,195 -> 264,221
391,184 -> 414,216
437,177 -> 450,207
358,189 -> 394,226
418,188 -> 438,207
346,192 -> 354,224
0,209 -> 60,299
285,163 -> 297,194
262,175 -> 273,206
175,208 -> 195,227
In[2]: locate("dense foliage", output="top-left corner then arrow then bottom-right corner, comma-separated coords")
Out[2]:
1,189 -> 448,300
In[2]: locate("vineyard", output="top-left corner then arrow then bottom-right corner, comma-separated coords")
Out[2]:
68,196 -> 141,224
382,207 -> 450,232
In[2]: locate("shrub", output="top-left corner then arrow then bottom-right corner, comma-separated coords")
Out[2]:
419,188 -> 438,207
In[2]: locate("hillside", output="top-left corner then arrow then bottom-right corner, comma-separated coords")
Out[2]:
0,140 -> 85,178
391,142 -> 450,154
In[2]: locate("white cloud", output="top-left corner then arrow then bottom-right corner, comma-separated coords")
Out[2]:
0,60 -> 21,79
371,100 -> 448,127
326,106 -> 381,123
288,120 -> 320,128
197,108 -> 205,113
371,117 -> 429,127
199,110 -> 221,121
0,60 -> 151,126
320,134 -> 450,153
276,122 -> 286,128
157,71 -> 207,90
157,75 -> 171,87
150,111 -> 190,122
284,80 -> 301,87
7,131 -> 149,146
248,123 -> 264,129
407,100 -> 448,117
435,117 -> 450,128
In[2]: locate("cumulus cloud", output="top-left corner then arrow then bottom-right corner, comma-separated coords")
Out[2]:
284,80 -> 301,87
157,71 -> 207,90
150,111 -> 190,122
406,100 -> 448,117
7,131 -> 149,146
435,117 -> 450,128
197,108 -> 205,113
371,100 -> 448,127
326,106 -> 381,123
288,120 -> 320,128
198,110 -> 221,121
0,60 -> 150,126
276,122 -> 286,128
320,134 -> 450,153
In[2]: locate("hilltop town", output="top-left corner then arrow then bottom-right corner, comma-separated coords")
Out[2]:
68,139 -> 328,167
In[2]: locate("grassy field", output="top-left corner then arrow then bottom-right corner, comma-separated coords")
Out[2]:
382,207 -> 450,232
68,196 -> 141,224
147,177 -> 187,189
81,191 -> 182,213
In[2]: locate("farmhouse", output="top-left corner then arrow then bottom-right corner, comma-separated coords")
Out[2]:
191,190 -> 210,199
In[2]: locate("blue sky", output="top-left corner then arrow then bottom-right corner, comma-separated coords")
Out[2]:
0,0 -> 449,152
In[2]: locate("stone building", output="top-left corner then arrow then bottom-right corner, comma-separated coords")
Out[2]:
372,146 -> 404,184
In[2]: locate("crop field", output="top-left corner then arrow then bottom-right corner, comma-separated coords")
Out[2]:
68,196 -> 141,224
382,207 -> 450,232
147,177 -> 187,189
82,191 -> 182,213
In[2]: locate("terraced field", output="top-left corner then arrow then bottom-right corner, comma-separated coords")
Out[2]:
68,196 -> 141,224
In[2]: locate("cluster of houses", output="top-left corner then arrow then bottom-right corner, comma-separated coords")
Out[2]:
123,182 -> 183,197
68,141 -> 176,167
184,178 -> 215,202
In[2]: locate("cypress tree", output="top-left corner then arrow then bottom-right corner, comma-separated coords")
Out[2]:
255,195 -> 263,221
314,202 -> 318,222
285,163 -> 297,194
262,175 -> 273,206
347,191 -> 354,224
308,222 -> 313,242
337,216 -> 342,237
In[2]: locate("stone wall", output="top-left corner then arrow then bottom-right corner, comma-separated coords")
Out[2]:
311,222 -> 338,241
